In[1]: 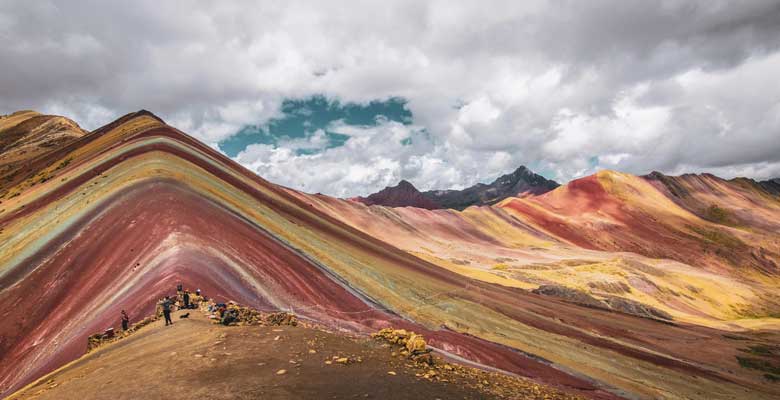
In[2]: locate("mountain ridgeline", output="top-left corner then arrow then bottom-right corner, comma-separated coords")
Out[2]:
355,179 -> 442,209
761,177 -> 780,195
355,166 -> 560,210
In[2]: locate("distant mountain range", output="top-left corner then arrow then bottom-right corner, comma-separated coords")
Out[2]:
354,166 -> 560,210
355,167 -> 780,211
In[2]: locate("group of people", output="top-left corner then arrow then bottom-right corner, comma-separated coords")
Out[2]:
206,301 -> 240,325
119,284 -> 207,329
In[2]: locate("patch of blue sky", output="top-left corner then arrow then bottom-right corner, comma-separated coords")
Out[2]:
527,161 -> 557,181
588,156 -> 600,169
219,96 -> 412,157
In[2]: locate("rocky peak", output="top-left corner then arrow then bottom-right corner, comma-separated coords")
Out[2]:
759,177 -> 780,196
421,165 -> 559,210
355,180 -> 441,209
354,166 -> 559,210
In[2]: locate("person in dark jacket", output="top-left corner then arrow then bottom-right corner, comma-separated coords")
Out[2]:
161,296 -> 174,326
121,310 -> 130,331
183,291 -> 190,309
221,308 -> 238,326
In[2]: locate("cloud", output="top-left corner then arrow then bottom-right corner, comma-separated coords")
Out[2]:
235,119 -> 447,197
1,0 -> 779,196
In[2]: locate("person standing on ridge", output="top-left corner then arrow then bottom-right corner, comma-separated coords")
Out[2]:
161,296 -> 174,326
120,310 -> 130,331
183,290 -> 190,309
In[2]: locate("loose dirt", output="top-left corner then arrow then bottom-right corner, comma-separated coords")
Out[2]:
10,310 -> 582,400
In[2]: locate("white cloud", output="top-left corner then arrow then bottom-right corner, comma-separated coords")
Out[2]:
1,0 -> 780,195
235,119 -> 431,196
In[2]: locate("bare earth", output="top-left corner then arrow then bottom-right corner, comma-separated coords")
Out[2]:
9,310 -> 581,400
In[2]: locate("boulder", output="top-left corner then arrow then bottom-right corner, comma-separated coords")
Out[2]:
405,333 -> 427,353
373,328 -> 428,356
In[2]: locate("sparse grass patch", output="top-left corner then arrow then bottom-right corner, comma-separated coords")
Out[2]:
690,226 -> 744,249
56,157 -> 72,170
704,204 -> 734,225
739,345 -> 775,356
491,264 -> 510,271
736,356 -> 780,375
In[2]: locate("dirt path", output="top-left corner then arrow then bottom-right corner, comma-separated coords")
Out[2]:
9,310 -> 583,400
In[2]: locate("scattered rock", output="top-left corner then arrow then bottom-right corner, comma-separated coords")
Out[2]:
603,296 -> 674,321
411,353 -> 434,366
276,369 -> 287,375
373,328 -> 427,355
531,285 -> 606,308
266,312 -> 298,326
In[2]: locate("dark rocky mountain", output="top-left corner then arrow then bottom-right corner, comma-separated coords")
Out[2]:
353,166 -> 559,210
423,166 -> 559,210
760,178 -> 780,196
354,179 -> 442,209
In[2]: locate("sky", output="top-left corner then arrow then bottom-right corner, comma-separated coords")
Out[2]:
1,1 -> 779,197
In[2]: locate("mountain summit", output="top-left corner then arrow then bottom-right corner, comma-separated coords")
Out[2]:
354,180 -> 441,209
354,166 -> 559,210
424,166 -> 559,210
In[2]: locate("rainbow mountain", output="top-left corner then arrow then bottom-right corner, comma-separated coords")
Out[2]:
1,110 -> 779,399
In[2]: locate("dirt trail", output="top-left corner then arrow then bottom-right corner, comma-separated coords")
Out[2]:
9,310 -> 583,400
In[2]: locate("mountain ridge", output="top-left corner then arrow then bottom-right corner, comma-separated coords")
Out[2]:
354,166 -> 559,210
353,179 -> 441,209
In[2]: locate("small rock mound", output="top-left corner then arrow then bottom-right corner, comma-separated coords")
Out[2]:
372,328 -> 432,365
204,300 -> 298,326
373,328 -> 427,353
87,315 -> 159,352
266,312 -> 298,326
